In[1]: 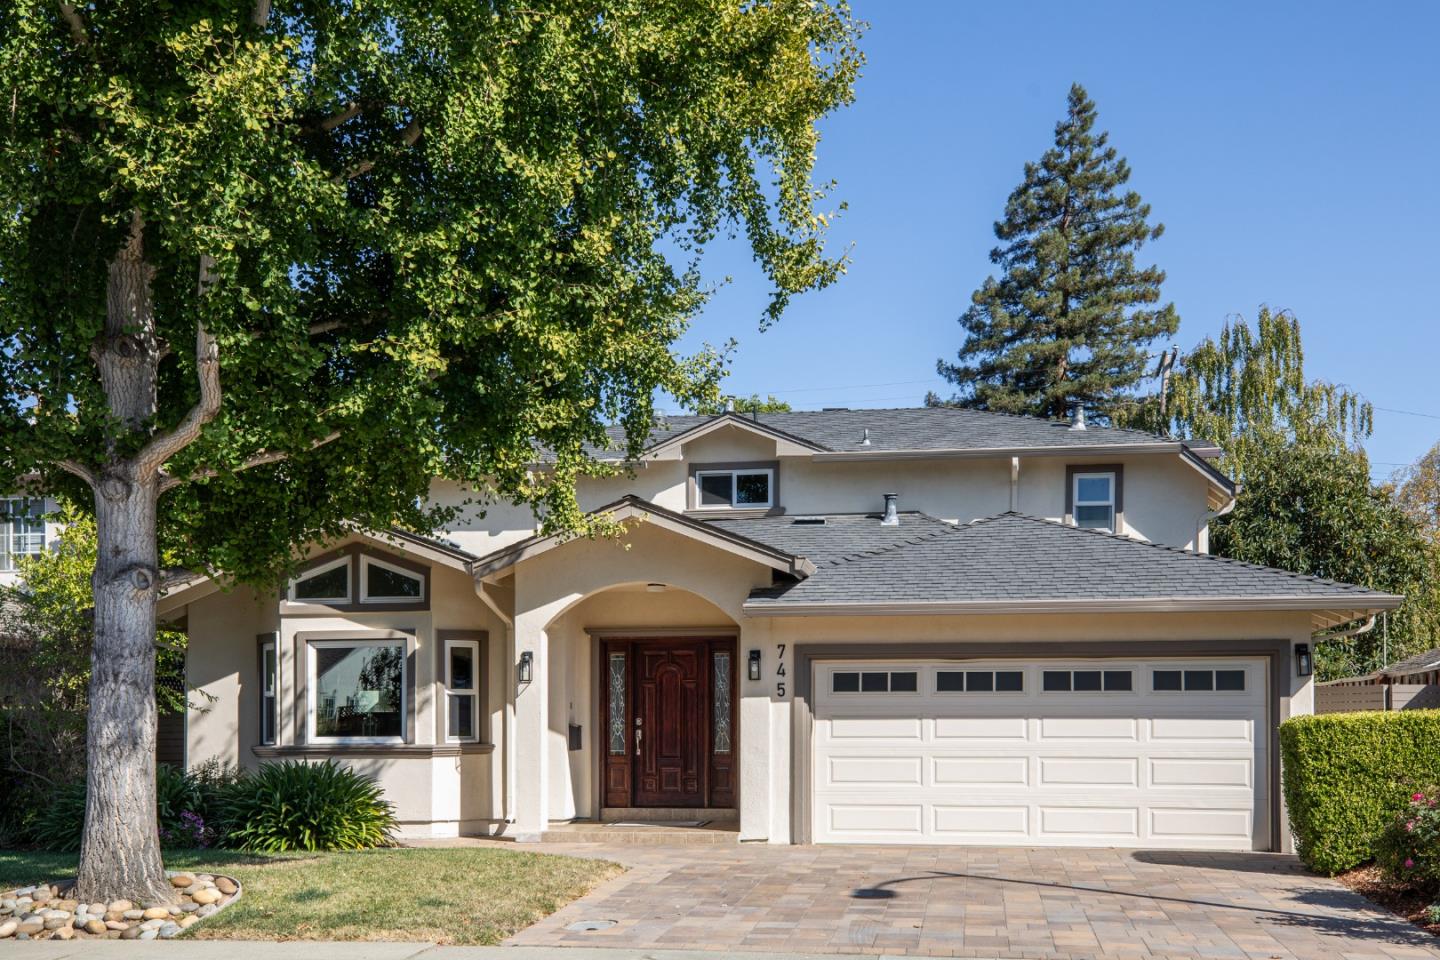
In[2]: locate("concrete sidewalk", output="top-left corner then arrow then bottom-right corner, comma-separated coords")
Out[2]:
6,945 -> 891,960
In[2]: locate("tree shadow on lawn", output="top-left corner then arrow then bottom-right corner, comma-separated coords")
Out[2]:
0,848 -> 323,890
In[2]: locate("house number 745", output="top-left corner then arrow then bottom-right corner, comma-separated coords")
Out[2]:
775,643 -> 787,698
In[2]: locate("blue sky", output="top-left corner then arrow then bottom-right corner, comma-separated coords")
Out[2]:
675,0 -> 1440,479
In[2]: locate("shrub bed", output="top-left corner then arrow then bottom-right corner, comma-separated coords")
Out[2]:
1280,710 -> 1440,874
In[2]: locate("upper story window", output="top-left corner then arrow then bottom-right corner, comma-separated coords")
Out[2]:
1,498 -> 46,573
290,556 -> 351,603
695,468 -> 773,510
1071,471 -> 1117,532
360,556 -> 424,603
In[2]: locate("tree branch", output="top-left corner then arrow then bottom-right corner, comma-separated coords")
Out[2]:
332,118 -> 423,183
321,103 -> 363,131
157,431 -> 342,494
56,459 -> 97,488
55,1 -> 88,45
251,0 -> 270,27
134,322 -> 221,480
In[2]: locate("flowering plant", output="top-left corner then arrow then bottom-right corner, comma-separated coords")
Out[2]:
1375,788 -> 1440,892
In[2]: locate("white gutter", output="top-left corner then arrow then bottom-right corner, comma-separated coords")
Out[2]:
809,442 -> 1188,462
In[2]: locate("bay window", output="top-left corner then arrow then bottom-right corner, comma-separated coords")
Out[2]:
308,638 -> 406,742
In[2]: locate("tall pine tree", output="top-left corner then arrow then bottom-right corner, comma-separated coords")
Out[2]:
933,84 -> 1178,421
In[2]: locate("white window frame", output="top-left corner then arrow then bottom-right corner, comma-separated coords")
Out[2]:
306,637 -> 407,744
1071,472 -> 1117,532
260,640 -> 278,746
359,555 -> 425,604
288,556 -> 352,604
1,497 -> 46,573
694,468 -> 774,510
445,637 -> 481,743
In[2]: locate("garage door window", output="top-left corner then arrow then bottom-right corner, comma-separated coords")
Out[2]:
832,670 -> 918,694
1154,668 -> 1245,692
937,670 -> 1023,693
1042,669 -> 1132,692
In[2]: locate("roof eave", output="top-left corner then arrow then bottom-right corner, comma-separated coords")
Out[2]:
809,442 -> 1186,462
742,595 -> 1405,621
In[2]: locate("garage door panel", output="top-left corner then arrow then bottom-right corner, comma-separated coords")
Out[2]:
1039,806 -> 1139,838
812,657 -> 1268,850
934,716 -> 1029,740
1149,756 -> 1252,788
1039,716 -> 1138,740
1151,716 -> 1253,741
933,805 -> 1030,838
932,756 -> 1029,786
825,755 -> 923,787
1038,756 -> 1139,787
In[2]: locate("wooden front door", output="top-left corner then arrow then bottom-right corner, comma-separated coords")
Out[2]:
601,637 -> 736,810
634,642 -> 706,806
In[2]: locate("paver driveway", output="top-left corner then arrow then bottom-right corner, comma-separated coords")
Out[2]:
503,841 -> 1440,960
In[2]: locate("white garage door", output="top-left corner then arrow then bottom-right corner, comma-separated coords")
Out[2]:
811,658 -> 1269,850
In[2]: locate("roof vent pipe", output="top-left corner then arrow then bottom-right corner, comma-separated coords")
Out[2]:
1069,400 -> 1087,431
881,492 -> 899,526
861,428 -> 871,446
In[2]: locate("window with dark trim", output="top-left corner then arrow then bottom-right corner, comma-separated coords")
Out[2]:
445,637 -> 479,742
1042,669 -> 1133,692
695,468 -> 773,509
260,640 -> 277,745
831,670 -> 918,694
1153,668 -> 1245,692
936,670 -> 1024,693
290,557 -> 350,603
361,556 -> 424,603
309,638 -> 406,742
1072,473 -> 1116,531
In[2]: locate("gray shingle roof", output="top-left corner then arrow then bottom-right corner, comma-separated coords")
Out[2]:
728,512 -> 1399,609
592,407 -> 1183,458
1381,646 -> 1440,678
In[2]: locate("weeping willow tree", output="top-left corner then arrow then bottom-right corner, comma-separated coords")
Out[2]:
1122,307 -> 1439,679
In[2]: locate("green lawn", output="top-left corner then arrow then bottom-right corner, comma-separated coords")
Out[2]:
0,847 -> 624,945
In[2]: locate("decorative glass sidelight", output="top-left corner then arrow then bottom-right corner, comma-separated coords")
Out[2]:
608,653 -> 626,755
713,651 -> 732,754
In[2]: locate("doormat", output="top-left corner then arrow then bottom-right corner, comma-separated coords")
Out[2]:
606,820 -> 710,828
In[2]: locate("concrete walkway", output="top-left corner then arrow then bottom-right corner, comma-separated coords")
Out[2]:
503,839 -> 1440,960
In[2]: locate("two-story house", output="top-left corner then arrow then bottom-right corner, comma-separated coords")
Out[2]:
158,406 -> 1399,852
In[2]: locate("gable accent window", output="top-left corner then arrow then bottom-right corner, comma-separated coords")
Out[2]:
0,498 -> 46,573
258,634 -> 278,745
290,556 -> 351,603
361,556 -> 424,603
694,468 -> 774,509
308,638 -> 406,742
445,637 -> 480,742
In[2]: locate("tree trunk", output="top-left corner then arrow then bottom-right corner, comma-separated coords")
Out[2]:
76,474 -> 170,904
74,212 -> 173,905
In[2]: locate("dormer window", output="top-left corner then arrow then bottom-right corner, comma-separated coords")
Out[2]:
695,468 -> 773,509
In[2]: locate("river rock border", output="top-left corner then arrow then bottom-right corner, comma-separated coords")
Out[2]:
0,870 -> 241,941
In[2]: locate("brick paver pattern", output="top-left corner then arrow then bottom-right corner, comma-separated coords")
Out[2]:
503,842 -> 1440,960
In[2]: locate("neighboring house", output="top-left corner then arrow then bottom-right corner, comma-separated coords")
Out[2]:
1327,646 -> 1440,687
1315,645 -> 1440,714
156,406 -> 1401,852
0,496 -> 54,588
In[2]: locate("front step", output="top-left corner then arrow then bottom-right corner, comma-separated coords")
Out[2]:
540,820 -> 738,844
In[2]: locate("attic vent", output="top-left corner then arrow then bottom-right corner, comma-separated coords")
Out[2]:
792,516 -> 827,526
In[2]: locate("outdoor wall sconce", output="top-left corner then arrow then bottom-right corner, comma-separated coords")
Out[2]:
518,650 -> 534,684
1296,643 -> 1313,677
748,649 -> 762,681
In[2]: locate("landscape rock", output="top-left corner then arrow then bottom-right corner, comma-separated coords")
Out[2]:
169,874 -> 195,888
50,926 -> 74,941
123,909 -> 144,920
190,887 -> 222,905
107,899 -> 132,913
84,919 -> 107,935
120,924 -> 142,940
142,906 -> 170,920
0,920 -> 16,938
215,877 -> 238,895
158,922 -> 181,939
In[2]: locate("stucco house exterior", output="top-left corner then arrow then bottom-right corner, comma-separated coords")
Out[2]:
157,406 -> 1401,852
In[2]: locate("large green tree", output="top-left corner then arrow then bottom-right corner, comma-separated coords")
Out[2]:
933,83 -> 1178,421
0,0 -> 860,901
1131,308 -> 1438,679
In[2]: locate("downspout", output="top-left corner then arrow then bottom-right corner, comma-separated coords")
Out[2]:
1009,456 -> 1020,512
1312,614 -> 1377,644
475,577 -> 516,833
1197,491 -> 1237,553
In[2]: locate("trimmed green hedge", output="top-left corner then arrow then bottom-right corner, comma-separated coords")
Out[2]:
1280,710 -> 1440,874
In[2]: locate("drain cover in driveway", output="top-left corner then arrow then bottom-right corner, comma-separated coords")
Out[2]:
566,920 -> 617,932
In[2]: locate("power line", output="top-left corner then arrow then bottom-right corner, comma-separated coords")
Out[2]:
1375,405 -> 1440,421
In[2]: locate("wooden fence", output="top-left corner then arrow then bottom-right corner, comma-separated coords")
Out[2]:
1315,683 -> 1440,714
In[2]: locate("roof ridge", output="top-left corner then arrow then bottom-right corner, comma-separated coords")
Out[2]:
971,512 -> 1381,595
821,515 -> 967,567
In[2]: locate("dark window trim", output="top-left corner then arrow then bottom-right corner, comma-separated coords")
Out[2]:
1064,463 -> 1125,534
437,629 -> 489,745
686,460 -> 783,515
285,544 -> 431,612
294,628 -> 417,745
